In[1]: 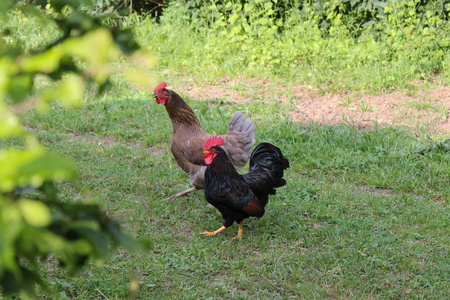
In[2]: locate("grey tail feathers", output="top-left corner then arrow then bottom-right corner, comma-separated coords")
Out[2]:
226,111 -> 256,169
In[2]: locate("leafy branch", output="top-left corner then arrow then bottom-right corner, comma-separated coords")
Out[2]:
0,0 -> 155,298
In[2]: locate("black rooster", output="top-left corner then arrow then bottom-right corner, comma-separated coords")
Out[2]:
201,136 -> 290,239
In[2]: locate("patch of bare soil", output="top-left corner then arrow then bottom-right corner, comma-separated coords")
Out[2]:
174,78 -> 450,137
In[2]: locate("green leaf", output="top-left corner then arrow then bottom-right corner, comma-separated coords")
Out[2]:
49,0 -> 95,12
63,28 -> 118,84
124,49 -> 157,88
439,40 -> 449,48
106,220 -> 151,251
17,151 -> 78,183
7,74 -> 32,104
0,107 -> 24,140
39,74 -> 85,109
21,47 -> 64,74
242,22 -> 251,33
72,227 -> 109,258
264,2 -> 272,10
0,147 -> 78,192
0,266 -> 44,298
0,0 -> 12,18
69,220 -> 101,231
18,199 -> 51,227
0,199 -> 22,272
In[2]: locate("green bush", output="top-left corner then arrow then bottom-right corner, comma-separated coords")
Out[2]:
135,0 -> 450,91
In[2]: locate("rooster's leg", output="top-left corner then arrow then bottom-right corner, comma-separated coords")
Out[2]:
166,187 -> 198,200
231,221 -> 244,240
200,226 -> 227,237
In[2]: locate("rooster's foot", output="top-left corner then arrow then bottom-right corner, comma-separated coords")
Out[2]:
231,221 -> 244,240
199,226 -> 227,237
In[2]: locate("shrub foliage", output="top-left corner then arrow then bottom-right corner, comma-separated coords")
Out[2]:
135,0 -> 450,91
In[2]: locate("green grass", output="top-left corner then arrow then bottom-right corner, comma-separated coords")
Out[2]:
12,91 -> 448,299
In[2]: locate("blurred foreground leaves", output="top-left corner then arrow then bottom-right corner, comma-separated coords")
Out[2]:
0,0 -> 154,298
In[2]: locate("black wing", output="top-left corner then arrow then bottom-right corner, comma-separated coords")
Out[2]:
204,167 -> 264,217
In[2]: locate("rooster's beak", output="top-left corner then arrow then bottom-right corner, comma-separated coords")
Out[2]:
203,151 -> 209,154
152,93 -> 158,98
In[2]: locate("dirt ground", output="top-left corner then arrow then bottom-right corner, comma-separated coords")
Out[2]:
176,78 -> 450,138
10,77 -> 449,137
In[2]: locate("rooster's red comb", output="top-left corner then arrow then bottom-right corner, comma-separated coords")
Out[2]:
154,82 -> 167,94
204,136 -> 224,151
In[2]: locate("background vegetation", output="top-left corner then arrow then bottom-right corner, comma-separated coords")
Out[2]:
135,0 -> 450,93
1,0 -> 449,298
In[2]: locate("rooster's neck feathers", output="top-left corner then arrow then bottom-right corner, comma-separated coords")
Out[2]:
209,147 -> 239,174
165,91 -> 202,129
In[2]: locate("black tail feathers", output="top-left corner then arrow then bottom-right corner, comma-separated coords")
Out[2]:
244,142 -> 290,199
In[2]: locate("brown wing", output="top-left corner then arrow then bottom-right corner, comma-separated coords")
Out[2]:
170,127 -> 210,170
181,134 -> 211,165
241,198 -> 265,217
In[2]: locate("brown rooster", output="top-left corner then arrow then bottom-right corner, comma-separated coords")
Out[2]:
153,82 -> 256,200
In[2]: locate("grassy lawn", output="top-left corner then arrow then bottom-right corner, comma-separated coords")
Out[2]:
15,86 -> 449,299
2,6 -> 449,299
